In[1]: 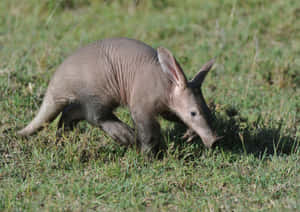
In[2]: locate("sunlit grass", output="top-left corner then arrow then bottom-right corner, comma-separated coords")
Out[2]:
0,0 -> 299,211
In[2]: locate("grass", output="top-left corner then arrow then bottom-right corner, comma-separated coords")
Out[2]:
0,0 -> 299,211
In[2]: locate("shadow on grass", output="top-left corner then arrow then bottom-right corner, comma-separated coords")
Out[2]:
167,107 -> 299,158
3,106 -> 298,164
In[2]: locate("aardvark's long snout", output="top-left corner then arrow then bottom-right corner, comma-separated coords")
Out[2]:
199,132 -> 222,148
190,120 -> 221,148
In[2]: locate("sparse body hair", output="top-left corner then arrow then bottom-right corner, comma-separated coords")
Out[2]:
18,38 -> 220,154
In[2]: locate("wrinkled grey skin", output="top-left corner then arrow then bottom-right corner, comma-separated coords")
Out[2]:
18,38 -> 220,153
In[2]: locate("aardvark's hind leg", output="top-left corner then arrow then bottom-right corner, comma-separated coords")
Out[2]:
99,114 -> 137,146
57,103 -> 84,136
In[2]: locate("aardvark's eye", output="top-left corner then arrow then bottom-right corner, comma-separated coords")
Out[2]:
190,111 -> 197,117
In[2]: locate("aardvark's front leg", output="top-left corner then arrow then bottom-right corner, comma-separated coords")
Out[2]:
131,108 -> 162,155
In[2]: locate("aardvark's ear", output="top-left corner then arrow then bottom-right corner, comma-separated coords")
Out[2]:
189,58 -> 215,88
157,47 -> 187,88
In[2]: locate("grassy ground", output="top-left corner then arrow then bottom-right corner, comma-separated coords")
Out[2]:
0,0 -> 299,211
